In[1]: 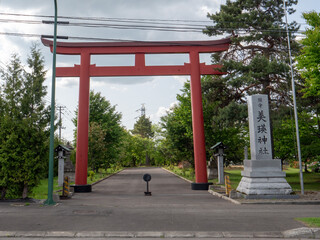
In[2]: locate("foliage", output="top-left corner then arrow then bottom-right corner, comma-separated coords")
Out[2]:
0,44 -> 50,199
118,130 -> 156,167
204,0 -> 300,104
160,82 -> 194,165
203,0 -> 302,132
165,166 -> 195,182
273,111 -> 320,169
88,122 -> 107,172
73,91 -> 123,172
132,115 -> 154,139
160,78 -> 248,166
296,11 -> 320,97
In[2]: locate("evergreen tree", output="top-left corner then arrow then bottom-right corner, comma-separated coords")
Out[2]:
0,45 -> 50,199
203,0 -> 300,104
0,54 -> 25,199
132,115 -> 154,139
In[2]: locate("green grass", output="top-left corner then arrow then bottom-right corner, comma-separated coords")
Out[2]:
167,166 -> 320,192
166,166 -> 195,181
29,168 -> 122,200
284,168 -> 320,191
29,177 -> 61,200
296,217 -> 320,227
225,167 -> 320,191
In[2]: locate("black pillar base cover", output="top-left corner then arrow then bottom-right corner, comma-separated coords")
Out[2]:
72,184 -> 92,193
191,182 -> 212,190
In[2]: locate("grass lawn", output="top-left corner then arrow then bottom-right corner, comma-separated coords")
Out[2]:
295,217 -> 320,227
29,168 -> 122,200
166,166 -> 195,182
167,166 -> 319,192
224,167 -> 320,192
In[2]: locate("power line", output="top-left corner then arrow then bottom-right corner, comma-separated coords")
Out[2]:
0,12 -> 212,24
0,17 -> 307,33
0,12 -> 309,25
0,30 -> 305,43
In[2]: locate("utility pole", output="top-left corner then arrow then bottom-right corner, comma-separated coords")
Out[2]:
283,0 -> 304,194
57,105 -> 66,140
45,0 -> 58,206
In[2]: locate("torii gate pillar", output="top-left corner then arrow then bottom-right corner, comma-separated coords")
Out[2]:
42,38 -> 230,192
190,51 -> 208,190
74,52 -> 91,192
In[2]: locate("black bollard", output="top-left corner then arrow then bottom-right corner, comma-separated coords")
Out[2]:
143,173 -> 152,196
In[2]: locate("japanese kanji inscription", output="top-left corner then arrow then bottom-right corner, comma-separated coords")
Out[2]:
248,94 -> 272,160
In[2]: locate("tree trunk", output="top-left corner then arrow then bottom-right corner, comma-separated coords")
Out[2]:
0,188 -> 6,200
22,183 -> 28,199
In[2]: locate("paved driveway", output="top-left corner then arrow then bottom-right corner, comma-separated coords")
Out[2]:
0,167 -> 319,232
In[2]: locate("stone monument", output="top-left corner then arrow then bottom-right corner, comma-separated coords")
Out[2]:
211,142 -> 227,184
207,157 -> 218,180
236,94 -> 293,198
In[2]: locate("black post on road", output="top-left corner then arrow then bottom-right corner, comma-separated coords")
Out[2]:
143,173 -> 152,196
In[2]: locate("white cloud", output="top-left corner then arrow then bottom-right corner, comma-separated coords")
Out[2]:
56,77 -> 78,88
150,101 -> 178,122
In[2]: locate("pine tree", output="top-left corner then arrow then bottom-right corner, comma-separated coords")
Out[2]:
132,115 -> 154,139
203,0 -> 300,105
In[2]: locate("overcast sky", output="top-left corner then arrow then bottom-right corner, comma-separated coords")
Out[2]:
0,0 -> 318,142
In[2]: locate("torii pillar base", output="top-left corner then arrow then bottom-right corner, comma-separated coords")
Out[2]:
191,183 -> 212,190
72,184 -> 92,193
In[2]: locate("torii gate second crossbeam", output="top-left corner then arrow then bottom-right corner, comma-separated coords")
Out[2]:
42,38 -> 231,192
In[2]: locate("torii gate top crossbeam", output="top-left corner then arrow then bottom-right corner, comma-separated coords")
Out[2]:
41,38 -> 231,77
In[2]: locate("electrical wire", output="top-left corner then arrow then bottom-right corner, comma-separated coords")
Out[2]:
0,12 -> 308,26
0,31 -> 305,43
0,12 -> 212,24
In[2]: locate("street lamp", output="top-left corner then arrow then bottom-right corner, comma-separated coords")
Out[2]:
44,0 -> 58,205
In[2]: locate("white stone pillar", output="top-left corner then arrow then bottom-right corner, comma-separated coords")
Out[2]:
58,150 -> 65,187
217,148 -> 224,184
236,94 -> 293,198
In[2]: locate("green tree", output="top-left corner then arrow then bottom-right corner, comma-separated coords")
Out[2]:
274,111 -> 320,171
132,115 -> 154,139
118,130 -> 149,167
200,0 -> 304,163
160,78 -> 247,166
73,91 -> 123,172
0,45 -> 50,199
88,122 -> 107,172
296,11 -> 320,97
160,82 -> 194,165
203,0 -> 300,104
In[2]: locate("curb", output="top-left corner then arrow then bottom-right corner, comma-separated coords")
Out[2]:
91,168 -> 124,186
161,167 -> 193,183
162,167 -> 242,205
162,168 -> 320,206
208,189 -> 242,205
0,229 -> 319,238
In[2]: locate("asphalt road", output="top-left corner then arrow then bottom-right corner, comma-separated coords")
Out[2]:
0,167 -> 319,233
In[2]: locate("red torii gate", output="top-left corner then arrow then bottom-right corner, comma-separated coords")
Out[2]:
42,38 -> 230,192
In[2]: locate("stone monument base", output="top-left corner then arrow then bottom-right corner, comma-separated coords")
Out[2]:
236,159 -> 294,198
